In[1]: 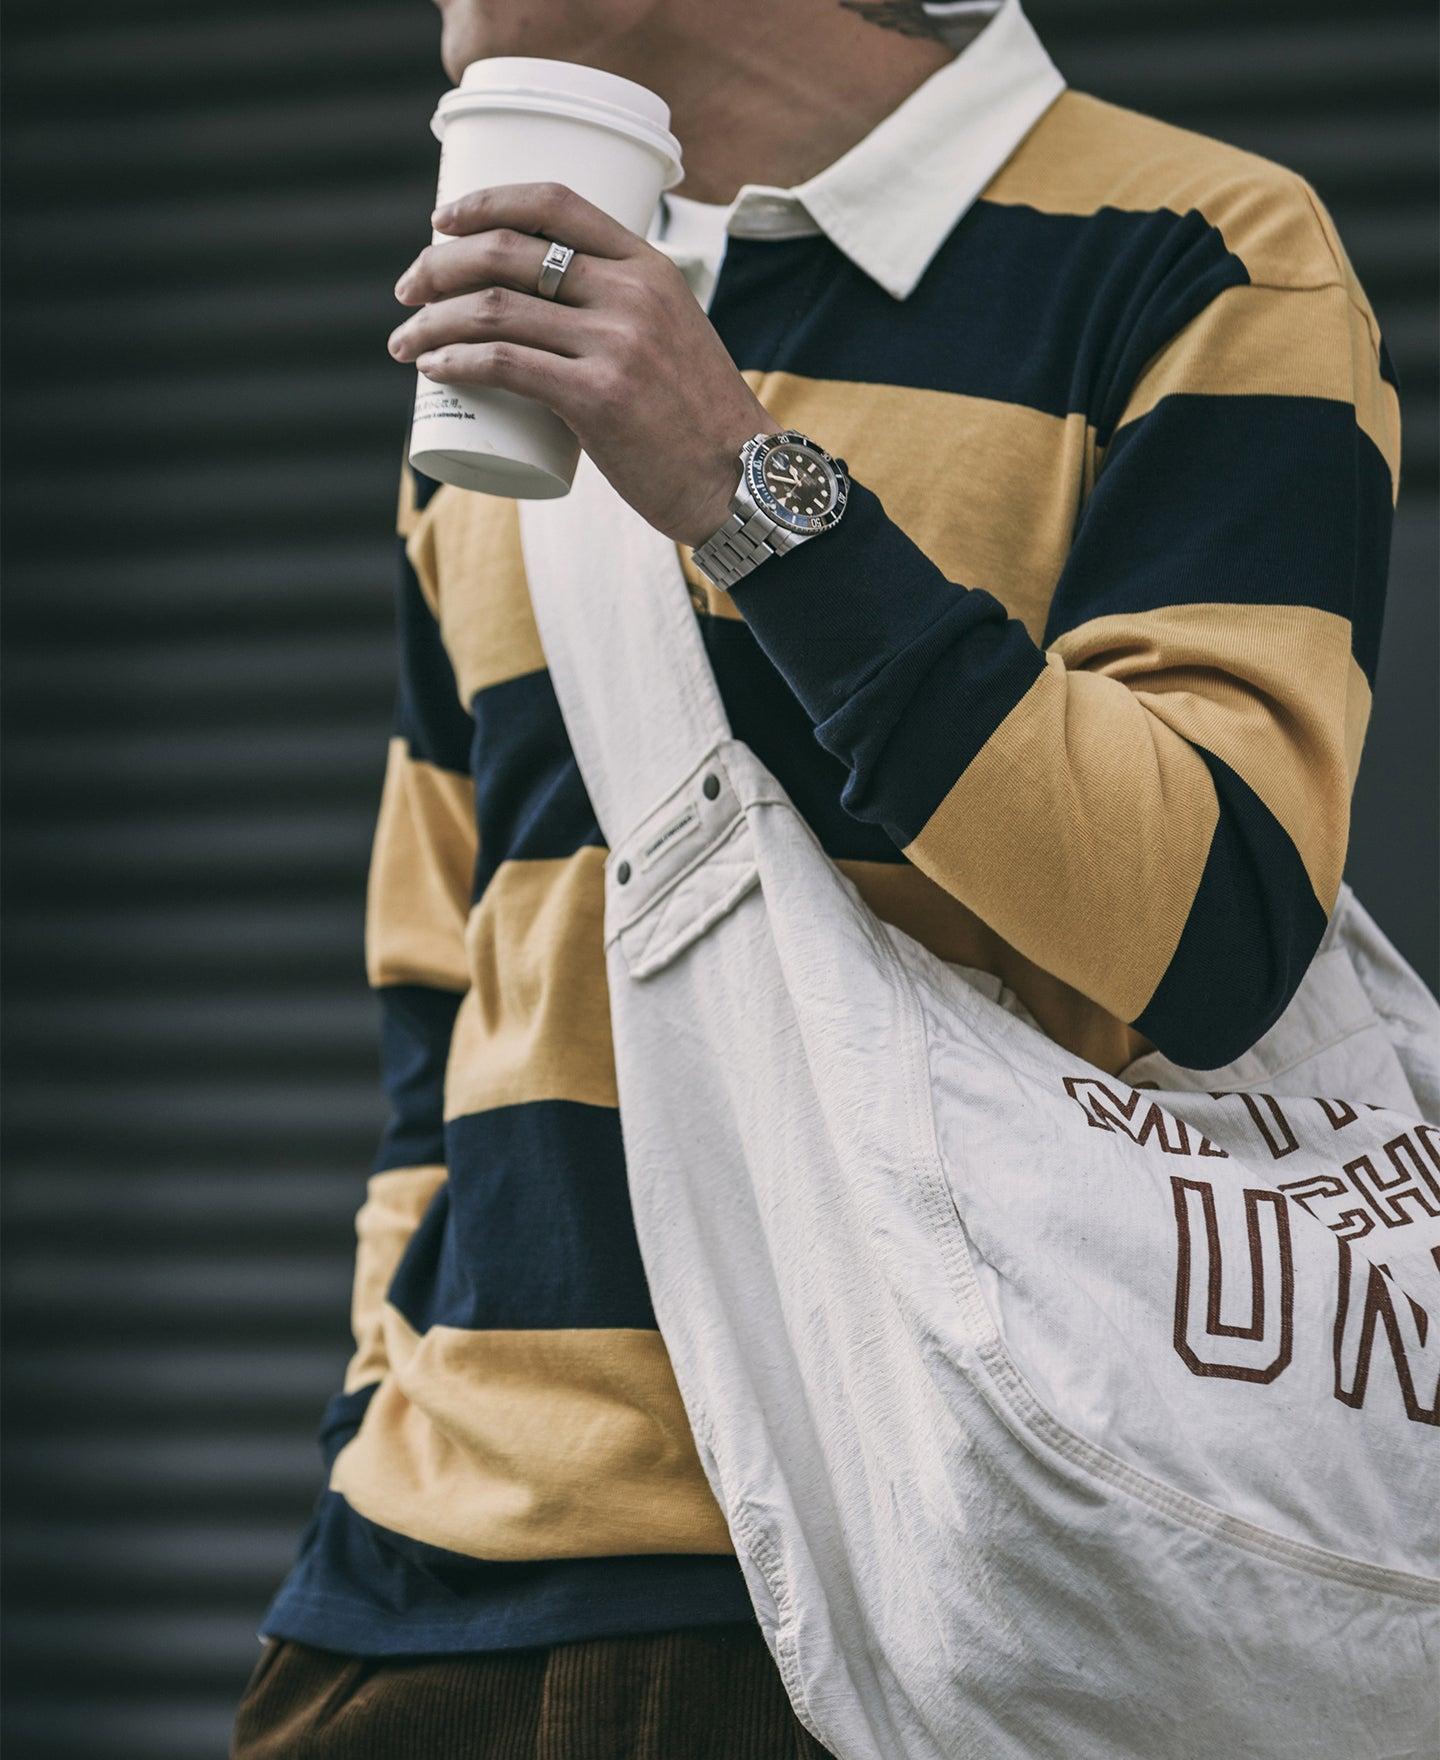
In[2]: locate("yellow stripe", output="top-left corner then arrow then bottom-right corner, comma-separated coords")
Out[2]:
908,654 -> 1219,1023
1344,654 -> 1371,785
396,456 -> 418,540
445,851 -> 616,1119
837,858 -> 1151,1074
343,1164 -> 448,1396
912,602 -> 1366,1021
989,90 -> 1349,293
1050,603 -> 1363,914
366,737 -> 476,992
1103,281 -> 1400,499
331,1311 -> 730,1560
409,486 -> 545,705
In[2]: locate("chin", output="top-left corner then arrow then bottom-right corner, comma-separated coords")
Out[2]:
437,4 -> 518,84
436,0 -> 657,85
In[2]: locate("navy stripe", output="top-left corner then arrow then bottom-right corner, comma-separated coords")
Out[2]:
317,1383 -> 379,1471
470,631 -> 907,883
1352,424 -> 1395,687
373,984 -> 465,1174
709,201 -> 1248,437
407,447 -> 445,513
825,603 -> 1045,849
729,481 -> 1045,846
1134,748 -> 1328,1070
260,1490 -> 754,1656
394,537 -> 473,775
1042,393 -> 1392,684
469,668 -> 603,897
702,616 -> 902,863
1378,335 -> 1400,392
387,1100 -> 655,1333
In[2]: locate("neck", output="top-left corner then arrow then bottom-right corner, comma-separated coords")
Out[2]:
593,3 -> 955,203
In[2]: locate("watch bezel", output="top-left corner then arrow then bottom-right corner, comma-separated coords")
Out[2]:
744,429 -> 849,536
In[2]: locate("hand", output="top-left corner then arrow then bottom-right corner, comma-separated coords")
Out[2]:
388,181 -> 780,545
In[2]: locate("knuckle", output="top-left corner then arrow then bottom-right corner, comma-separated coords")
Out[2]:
472,285 -> 510,325
487,227 -> 523,256
587,358 -> 622,404
611,320 -> 646,369
641,247 -> 678,287
630,275 -> 666,318
568,255 -> 601,298
536,180 -> 572,212
486,340 -> 518,374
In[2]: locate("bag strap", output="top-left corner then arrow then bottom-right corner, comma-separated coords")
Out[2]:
517,452 -> 732,847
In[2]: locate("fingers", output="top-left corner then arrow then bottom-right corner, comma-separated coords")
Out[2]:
432,181 -> 640,260
389,284 -> 601,363
412,339 -> 591,417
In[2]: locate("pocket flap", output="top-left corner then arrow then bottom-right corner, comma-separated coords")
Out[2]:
605,745 -> 761,979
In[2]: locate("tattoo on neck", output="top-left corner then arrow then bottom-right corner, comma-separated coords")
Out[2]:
838,0 -> 994,48
840,1 -> 943,37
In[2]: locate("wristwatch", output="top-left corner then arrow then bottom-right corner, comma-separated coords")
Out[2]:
691,429 -> 849,591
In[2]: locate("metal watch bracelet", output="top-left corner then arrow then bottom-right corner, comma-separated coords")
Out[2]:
691,503 -> 798,591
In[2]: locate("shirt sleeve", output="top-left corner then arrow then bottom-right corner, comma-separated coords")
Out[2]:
729,235 -> 1400,1071
330,458 -> 477,1448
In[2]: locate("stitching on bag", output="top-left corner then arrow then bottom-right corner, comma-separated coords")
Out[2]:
975,1338 -> 1440,1602
1164,1016 -> 1397,1095
684,1410 -> 820,1735
890,945 -> 1003,1353
727,1502 -> 815,1722
898,964 -> 1440,1603
1240,1018 -> 1403,1088
1354,996 -> 1440,1040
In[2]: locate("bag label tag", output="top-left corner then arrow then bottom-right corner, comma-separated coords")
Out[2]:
639,800 -> 703,871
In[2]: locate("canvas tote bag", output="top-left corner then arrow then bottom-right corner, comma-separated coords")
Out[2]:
520,457 -> 1439,1760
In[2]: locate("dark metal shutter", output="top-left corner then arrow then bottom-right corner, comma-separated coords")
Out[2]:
2,3 -> 1434,1754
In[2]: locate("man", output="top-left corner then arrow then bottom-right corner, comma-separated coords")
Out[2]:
232,0 -> 1400,1753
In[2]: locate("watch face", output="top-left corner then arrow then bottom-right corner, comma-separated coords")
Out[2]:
761,445 -> 835,518
747,431 -> 849,535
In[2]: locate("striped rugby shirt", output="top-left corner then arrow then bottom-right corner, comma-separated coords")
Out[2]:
260,0 -> 1401,1657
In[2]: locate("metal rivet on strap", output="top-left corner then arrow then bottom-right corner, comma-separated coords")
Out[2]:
702,774 -> 720,800
616,860 -> 631,884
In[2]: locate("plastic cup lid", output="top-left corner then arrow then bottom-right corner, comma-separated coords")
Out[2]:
432,56 -> 683,186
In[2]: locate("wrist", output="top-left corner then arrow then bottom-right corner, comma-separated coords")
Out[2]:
678,462 -> 743,550
677,414 -> 783,548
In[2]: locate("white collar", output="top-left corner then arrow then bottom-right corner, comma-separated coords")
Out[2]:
656,0 -> 1065,302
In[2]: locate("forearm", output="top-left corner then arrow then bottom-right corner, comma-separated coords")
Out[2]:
729,480 -> 1342,1068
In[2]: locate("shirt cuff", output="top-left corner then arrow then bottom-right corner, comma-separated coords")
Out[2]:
726,479 -> 1044,843
726,480 -> 978,721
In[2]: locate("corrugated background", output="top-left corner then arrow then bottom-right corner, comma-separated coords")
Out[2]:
2,2 -> 1435,1754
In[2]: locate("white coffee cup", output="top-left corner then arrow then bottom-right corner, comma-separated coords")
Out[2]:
408,58 -> 684,500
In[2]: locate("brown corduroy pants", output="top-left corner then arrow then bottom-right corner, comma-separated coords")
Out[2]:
229,1624 -> 835,1760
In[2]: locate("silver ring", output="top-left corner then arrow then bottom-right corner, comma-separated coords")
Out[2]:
536,241 -> 575,301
